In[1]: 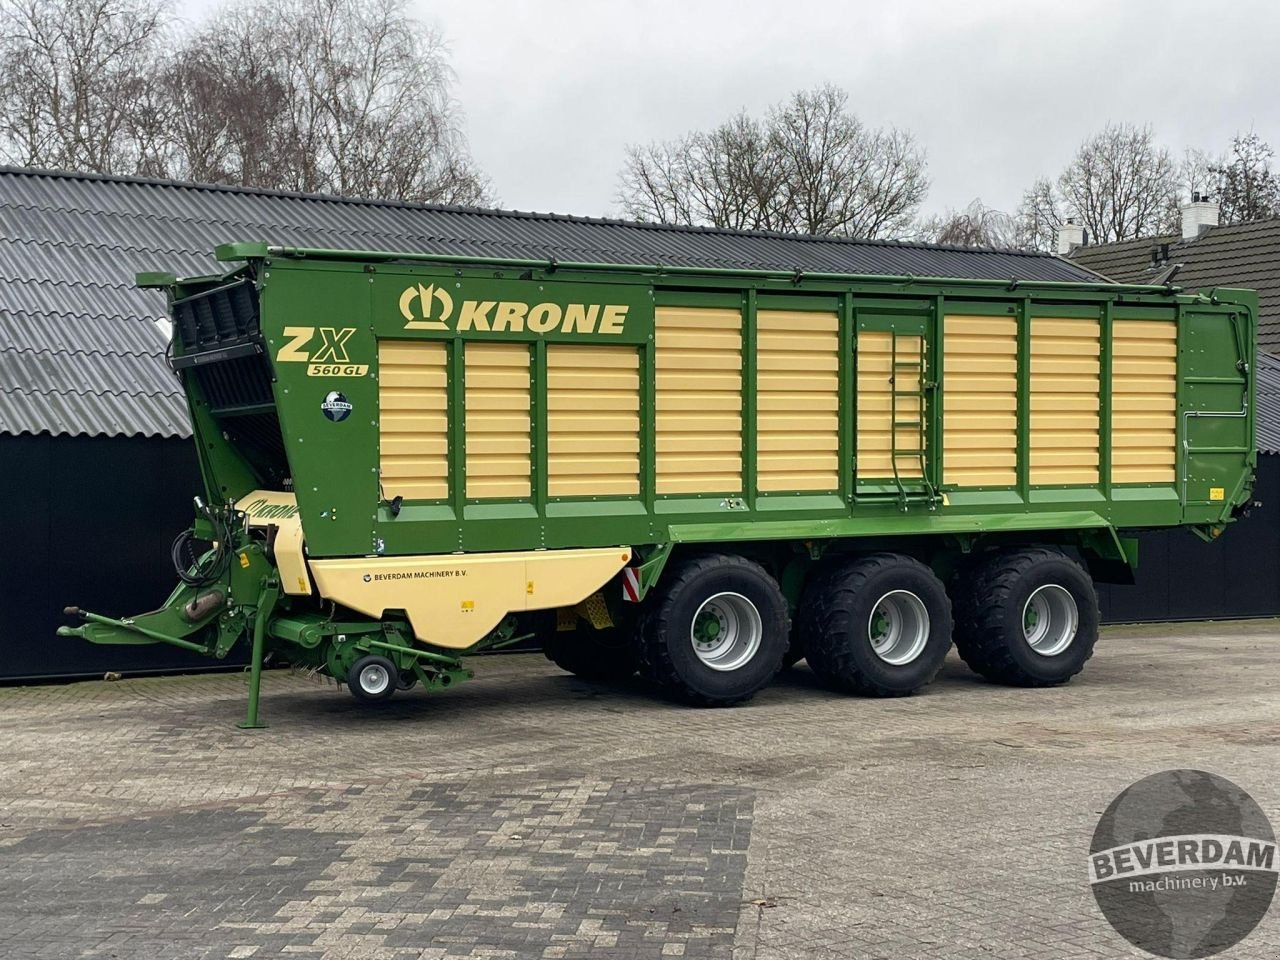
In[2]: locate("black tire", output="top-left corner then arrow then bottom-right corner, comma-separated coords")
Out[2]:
785,561 -> 844,668
799,554 -> 952,697
953,547 -> 1099,686
637,554 -> 788,706
781,631 -> 806,669
543,626 -> 637,682
347,655 -> 397,702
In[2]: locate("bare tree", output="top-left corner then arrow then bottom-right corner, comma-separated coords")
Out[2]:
1178,147 -> 1219,202
159,0 -> 490,204
0,0 -> 490,204
159,5 -> 295,188
1057,123 -> 1178,243
0,0 -> 171,173
1209,131 -> 1280,225
620,113 -> 782,231
918,198 -> 1019,248
1012,178 -> 1064,251
1012,124 -> 1180,250
619,85 -> 928,239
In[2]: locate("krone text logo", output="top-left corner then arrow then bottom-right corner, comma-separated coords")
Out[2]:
397,283 -> 629,336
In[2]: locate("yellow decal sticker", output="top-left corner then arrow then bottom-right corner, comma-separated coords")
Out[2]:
1209,487 -> 1225,502
276,326 -> 313,362
461,600 -> 475,612
238,552 -> 250,569
273,326 -> 368,376
400,283 -> 452,331
399,284 -> 629,336
526,580 -> 535,595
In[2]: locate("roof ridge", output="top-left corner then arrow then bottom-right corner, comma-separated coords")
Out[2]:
0,164 -> 1062,260
1072,217 -> 1280,257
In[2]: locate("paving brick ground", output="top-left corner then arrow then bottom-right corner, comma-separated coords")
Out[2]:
1,619 -> 1278,960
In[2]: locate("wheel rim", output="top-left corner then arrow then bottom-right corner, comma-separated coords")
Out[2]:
360,662 -> 391,695
690,592 -> 763,672
1022,584 -> 1078,656
867,590 -> 930,665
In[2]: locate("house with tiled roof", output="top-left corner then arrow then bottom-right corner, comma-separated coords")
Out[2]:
1065,198 -> 1280,621
1067,197 -> 1280,354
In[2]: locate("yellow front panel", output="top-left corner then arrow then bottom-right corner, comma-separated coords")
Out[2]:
309,547 -> 631,649
237,490 -> 311,596
1112,320 -> 1178,483
379,340 -> 448,501
547,344 -> 641,497
1030,317 -> 1100,485
857,331 -> 923,479
943,316 -> 1018,487
465,342 -> 531,499
655,306 -> 742,494
756,310 -> 840,491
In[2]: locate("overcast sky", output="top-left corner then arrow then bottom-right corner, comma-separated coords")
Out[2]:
187,0 -> 1280,223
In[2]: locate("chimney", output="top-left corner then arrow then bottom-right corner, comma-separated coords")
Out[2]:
1181,192 -> 1219,239
1056,218 -> 1085,255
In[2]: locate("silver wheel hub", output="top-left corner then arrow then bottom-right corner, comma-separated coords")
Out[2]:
690,592 -> 763,672
1022,584 -> 1078,656
359,663 -> 391,695
867,590 -> 930,666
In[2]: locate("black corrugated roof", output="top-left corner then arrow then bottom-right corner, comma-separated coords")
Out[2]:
1068,218 -> 1280,354
1259,352 -> 1280,455
1,166 -> 1101,438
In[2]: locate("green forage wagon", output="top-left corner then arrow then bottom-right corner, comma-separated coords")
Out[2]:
60,242 -> 1258,726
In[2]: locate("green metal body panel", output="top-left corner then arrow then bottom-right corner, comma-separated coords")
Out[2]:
174,246 -> 1256,562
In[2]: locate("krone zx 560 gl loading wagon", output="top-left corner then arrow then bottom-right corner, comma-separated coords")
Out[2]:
60,243 -> 1258,726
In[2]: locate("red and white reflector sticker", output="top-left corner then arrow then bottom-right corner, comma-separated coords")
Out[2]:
622,567 -> 641,603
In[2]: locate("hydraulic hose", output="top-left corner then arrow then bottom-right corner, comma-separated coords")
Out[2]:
171,506 -> 236,587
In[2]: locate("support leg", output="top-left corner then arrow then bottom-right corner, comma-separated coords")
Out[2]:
238,585 -> 277,730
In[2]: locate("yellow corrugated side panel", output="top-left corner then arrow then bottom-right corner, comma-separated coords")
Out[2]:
943,316 -> 1018,487
1112,320 -> 1178,483
465,342 -> 531,499
757,310 -> 840,492
547,344 -> 641,497
857,331 -> 923,478
379,340 -> 448,500
655,306 -> 742,494
1030,317 -> 1100,485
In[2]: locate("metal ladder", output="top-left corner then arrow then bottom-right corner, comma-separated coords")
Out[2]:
889,333 -> 940,511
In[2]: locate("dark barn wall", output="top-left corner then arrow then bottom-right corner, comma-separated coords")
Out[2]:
1098,454 -> 1280,623
0,434 -> 246,680
3,441 -> 1275,681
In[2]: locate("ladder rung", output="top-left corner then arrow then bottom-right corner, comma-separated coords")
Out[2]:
893,449 -> 925,456
894,419 -> 921,428
894,361 -> 923,369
